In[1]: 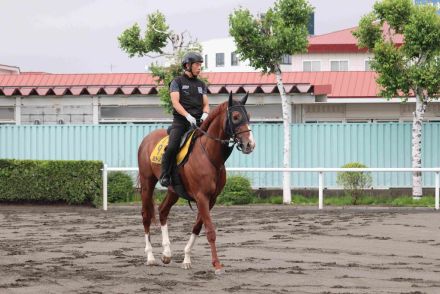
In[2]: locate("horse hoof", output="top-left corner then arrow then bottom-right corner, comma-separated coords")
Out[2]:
182,262 -> 192,270
215,268 -> 225,275
146,259 -> 157,266
161,255 -> 171,264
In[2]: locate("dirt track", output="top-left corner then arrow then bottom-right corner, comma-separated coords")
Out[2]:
0,204 -> 440,294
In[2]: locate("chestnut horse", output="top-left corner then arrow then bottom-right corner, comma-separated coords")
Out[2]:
137,92 -> 255,274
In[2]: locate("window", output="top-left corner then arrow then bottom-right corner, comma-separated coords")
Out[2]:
280,54 -> 292,65
204,54 -> 208,69
346,119 -> 372,123
231,52 -> 239,66
375,120 -> 399,123
216,53 -> 224,67
0,107 -> 14,122
365,60 -> 371,71
100,105 -> 172,123
303,60 -> 321,72
330,60 -> 348,71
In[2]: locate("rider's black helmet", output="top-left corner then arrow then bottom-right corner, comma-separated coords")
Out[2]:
182,52 -> 203,70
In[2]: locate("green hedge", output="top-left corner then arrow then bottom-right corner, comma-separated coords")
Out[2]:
0,159 -> 103,206
217,175 -> 254,205
108,171 -> 135,203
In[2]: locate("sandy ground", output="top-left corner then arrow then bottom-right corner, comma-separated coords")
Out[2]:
0,204 -> 440,294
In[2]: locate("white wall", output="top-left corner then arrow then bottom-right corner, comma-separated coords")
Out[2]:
201,38 -> 291,72
201,38 -> 373,72
292,52 -> 373,71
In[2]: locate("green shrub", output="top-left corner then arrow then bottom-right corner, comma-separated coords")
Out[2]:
217,175 -> 254,205
108,172 -> 134,203
0,159 -> 102,206
336,162 -> 372,205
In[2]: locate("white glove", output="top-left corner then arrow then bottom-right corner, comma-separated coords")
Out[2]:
185,114 -> 197,126
201,112 -> 209,121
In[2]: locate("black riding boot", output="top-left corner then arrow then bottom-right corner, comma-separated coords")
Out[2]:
159,150 -> 172,187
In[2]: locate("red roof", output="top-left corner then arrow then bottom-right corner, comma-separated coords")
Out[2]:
308,24 -> 404,53
0,71 -> 380,98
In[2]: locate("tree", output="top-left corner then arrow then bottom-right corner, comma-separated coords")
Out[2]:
118,11 -> 202,113
353,0 -> 440,199
229,0 -> 313,204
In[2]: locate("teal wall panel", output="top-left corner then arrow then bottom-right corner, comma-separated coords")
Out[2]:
1,123 -> 439,188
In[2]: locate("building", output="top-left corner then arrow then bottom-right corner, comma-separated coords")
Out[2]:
1,70 -> 440,125
1,21 -> 439,126
0,64 -> 20,75
201,24 -> 404,73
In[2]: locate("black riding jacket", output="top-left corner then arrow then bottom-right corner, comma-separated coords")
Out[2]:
169,74 -> 207,123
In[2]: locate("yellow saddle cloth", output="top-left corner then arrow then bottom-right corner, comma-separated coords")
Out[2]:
150,131 -> 196,165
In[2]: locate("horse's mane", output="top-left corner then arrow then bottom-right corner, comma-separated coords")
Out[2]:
195,101 -> 228,138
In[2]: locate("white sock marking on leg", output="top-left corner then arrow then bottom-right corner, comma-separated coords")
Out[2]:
145,233 -> 155,262
161,224 -> 171,257
183,233 -> 197,264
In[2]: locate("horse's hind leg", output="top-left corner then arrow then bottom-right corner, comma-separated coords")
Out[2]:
158,190 -> 179,264
140,175 -> 157,266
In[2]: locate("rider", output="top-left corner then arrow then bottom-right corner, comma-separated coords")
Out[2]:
159,52 -> 210,187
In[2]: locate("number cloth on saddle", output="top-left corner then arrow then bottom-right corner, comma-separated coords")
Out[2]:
150,130 -> 196,165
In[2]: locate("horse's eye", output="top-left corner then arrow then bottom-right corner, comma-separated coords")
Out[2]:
232,112 -> 242,124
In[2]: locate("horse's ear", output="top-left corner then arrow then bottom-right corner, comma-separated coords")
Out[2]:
228,91 -> 233,107
240,92 -> 249,105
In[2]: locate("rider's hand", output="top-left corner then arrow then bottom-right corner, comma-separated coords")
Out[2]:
185,114 -> 197,126
201,112 -> 209,122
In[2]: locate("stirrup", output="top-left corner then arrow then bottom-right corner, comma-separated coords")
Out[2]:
159,175 -> 171,187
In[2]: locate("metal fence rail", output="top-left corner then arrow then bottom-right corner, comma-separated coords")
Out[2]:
102,165 -> 440,211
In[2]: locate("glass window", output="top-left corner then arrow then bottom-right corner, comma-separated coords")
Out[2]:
204,54 -> 208,69
0,107 -> 14,121
231,52 -> 239,66
280,54 -> 292,65
303,61 -> 320,72
216,53 -> 224,67
330,60 -> 348,71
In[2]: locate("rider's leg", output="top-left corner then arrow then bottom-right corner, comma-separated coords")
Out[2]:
160,126 -> 185,187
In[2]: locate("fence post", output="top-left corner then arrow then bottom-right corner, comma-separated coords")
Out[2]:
436,172 -> 439,211
103,163 -> 108,211
319,171 -> 324,210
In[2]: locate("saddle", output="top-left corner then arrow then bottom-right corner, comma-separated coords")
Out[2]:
150,129 -> 196,167
150,129 -> 197,202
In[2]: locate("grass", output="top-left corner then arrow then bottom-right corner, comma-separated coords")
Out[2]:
110,191 -> 437,208
250,194 -> 436,207
292,194 -> 437,207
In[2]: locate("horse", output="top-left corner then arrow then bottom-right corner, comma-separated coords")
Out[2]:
137,92 -> 256,274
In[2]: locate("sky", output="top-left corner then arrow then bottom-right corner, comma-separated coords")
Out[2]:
1,0 -> 376,73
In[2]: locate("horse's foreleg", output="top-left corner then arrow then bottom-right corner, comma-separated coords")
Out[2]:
144,234 -> 156,265
182,212 -> 202,269
158,190 -> 178,264
198,198 -> 223,275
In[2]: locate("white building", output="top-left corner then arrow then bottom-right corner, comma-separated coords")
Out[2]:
201,26 -> 386,73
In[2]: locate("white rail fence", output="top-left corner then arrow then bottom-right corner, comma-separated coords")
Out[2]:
102,165 -> 440,211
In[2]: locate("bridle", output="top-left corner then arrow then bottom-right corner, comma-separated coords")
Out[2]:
195,104 -> 251,151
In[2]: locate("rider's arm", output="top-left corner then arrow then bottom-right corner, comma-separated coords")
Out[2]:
169,79 -> 190,117
202,82 -> 209,114
170,92 -> 190,117
202,94 -> 209,114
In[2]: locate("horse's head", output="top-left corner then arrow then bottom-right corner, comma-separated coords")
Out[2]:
226,92 -> 256,154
